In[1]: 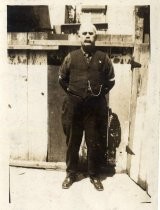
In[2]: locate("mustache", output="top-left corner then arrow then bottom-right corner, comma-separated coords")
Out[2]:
84,40 -> 92,43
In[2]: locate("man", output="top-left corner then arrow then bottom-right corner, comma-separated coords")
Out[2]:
59,22 -> 115,191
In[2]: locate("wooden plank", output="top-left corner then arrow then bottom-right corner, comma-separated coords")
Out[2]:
10,160 -> 66,171
8,45 -> 59,50
145,61 -> 159,196
137,45 -> 149,189
28,39 -> 134,47
81,5 -> 107,10
8,51 -> 29,160
111,34 -> 133,44
8,32 -> 27,45
7,32 -> 133,48
134,37 -> 158,197
129,96 -> 146,183
27,51 -> 48,161
27,32 -> 48,40
96,41 -> 134,47
127,45 -> 141,172
109,64 -> 132,172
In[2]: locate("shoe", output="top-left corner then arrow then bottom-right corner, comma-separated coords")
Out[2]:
62,176 -> 76,189
90,176 -> 104,191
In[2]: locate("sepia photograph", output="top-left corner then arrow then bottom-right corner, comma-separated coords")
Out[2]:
0,0 -> 159,209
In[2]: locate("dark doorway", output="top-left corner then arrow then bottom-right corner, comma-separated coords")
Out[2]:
7,5 -> 51,32
47,65 -> 66,162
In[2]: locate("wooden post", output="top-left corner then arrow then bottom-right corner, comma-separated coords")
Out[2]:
8,32 -> 29,160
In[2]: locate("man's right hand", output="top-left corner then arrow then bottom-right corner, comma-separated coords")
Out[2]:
67,88 -> 83,103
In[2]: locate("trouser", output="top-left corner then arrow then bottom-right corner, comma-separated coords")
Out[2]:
61,95 -> 108,177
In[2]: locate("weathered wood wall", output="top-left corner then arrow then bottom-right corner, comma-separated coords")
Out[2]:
8,31 -> 133,167
8,33 -> 48,161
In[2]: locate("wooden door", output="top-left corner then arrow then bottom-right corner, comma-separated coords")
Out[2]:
127,44 -> 150,191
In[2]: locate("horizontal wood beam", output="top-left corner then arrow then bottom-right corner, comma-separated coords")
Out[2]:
28,40 -> 134,48
61,23 -> 108,32
8,45 -> 59,50
10,160 -> 66,171
30,40 -> 80,46
8,32 -> 134,49
10,159 -> 125,173
96,41 -> 134,47
81,5 -> 107,11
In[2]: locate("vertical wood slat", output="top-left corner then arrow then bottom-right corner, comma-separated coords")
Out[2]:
145,60 -> 159,197
27,51 -> 48,161
128,96 -> 146,183
109,64 -> 132,172
8,51 -> 28,160
127,45 -> 141,173
126,72 -> 139,171
135,6 -> 144,44
8,33 -> 28,160
127,45 -> 149,189
140,43 -> 156,196
136,45 -> 149,189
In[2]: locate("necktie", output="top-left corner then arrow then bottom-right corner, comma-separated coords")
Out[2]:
84,53 -> 92,63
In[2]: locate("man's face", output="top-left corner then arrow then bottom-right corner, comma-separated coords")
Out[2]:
79,24 -> 96,48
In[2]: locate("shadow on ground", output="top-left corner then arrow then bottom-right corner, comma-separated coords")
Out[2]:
77,160 -> 116,183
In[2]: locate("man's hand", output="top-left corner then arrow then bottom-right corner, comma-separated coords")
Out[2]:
67,88 -> 83,103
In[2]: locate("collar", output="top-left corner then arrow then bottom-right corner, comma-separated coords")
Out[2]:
80,47 -> 95,57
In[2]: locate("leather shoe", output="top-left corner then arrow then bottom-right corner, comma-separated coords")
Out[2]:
90,176 -> 104,191
62,176 -> 76,189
